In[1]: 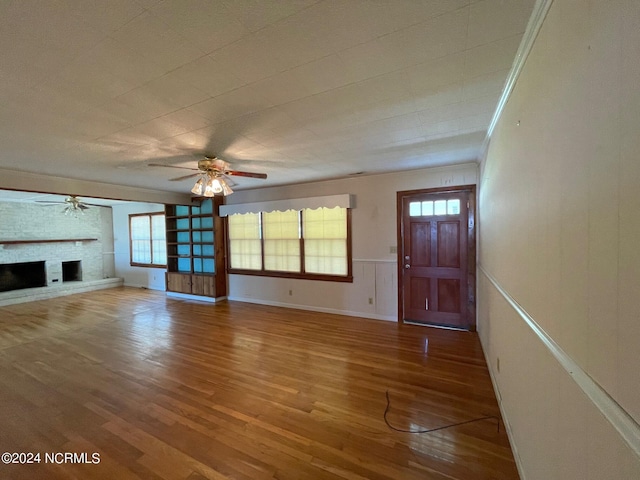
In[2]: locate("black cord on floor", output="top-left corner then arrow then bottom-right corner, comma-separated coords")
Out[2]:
384,390 -> 501,434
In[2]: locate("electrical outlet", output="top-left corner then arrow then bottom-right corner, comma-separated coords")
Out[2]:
497,357 -> 500,373
368,297 -> 373,305
390,246 -> 397,253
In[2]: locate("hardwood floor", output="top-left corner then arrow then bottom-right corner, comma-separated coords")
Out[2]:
0,287 -> 518,479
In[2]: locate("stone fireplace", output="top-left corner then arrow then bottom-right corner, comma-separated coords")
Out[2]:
62,260 -> 82,282
0,261 -> 47,292
0,200 -> 121,306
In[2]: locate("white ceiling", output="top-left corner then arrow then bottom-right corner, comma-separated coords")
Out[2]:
0,0 -> 535,193
0,189 -> 129,206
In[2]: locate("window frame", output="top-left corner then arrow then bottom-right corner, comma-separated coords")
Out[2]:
129,212 -> 167,268
227,208 -> 353,282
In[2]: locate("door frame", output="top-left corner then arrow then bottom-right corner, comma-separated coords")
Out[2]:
396,185 -> 477,330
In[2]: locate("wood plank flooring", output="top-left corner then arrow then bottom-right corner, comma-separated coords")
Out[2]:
0,287 -> 518,479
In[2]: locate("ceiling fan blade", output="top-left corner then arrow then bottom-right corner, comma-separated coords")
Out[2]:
147,163 -> 199,171
35,201 -> 64,205
170,173 -> 200,181
78,204 -> 90,210
225,170 -> 268,179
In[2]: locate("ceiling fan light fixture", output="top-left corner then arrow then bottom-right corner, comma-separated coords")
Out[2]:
63,203 -> 83,217
191,177 -> 205,195
203,180 -> 216,197
196,174 -> 233,197
211,177 -> 224,194
221,180 -> 233,196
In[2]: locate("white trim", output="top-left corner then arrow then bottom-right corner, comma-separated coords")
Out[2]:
166,292 -> 224,303
479,265 -> 640,460
484,0 -> 555,146
480,333 -> 527,480
220,194 -> 353,217
122,282 -> 165,292
228,296 -> 396,322
353,258 -> 397,263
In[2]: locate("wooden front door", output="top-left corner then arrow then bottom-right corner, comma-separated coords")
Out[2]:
399,187 -> 475,330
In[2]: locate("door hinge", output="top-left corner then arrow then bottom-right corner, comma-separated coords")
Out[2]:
425,298 -> 429,310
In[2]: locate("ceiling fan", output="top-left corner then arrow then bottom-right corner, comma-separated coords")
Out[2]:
148,156 -> 267,196
36,195 -> 100,216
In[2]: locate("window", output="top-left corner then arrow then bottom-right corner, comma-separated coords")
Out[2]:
228,206 -> 352,281
303,207 -> 347,275
129,213 -> 167,267
263,210 -> 301,272
409,199 -> 460,216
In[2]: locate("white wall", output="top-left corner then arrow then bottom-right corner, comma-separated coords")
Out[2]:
226,163 -> 477,320
111,202 -> 166,291
479,0 -> 640,478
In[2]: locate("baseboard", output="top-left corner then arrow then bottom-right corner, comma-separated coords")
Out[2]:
480,339 -> 527,480
122,282 -> 165,292
166,292 -> 225,303
227,296 -> 396,322
0,278 -> 124,307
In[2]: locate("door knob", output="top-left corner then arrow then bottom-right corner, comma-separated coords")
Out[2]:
405,264 -> 410,269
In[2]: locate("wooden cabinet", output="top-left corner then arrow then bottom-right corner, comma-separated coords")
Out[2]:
166,272 -> 192,293
166,272 -> 217,296
165,197 -> 226,299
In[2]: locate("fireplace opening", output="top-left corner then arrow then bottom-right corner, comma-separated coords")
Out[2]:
62,261 -> 82,282
0,261 -> 47,292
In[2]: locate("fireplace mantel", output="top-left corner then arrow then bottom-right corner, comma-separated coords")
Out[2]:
0,238 -> 98,245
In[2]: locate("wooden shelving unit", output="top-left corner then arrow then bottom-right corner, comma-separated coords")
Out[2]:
164,197 -> 226,299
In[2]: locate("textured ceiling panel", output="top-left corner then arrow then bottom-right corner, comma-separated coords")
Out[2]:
0,0 -> 536,193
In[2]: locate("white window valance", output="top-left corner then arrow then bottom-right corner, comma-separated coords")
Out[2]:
219,194 -> 354,217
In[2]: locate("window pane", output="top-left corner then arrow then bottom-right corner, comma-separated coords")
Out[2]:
434,200 -> 447,215
303,207 -> 347,275
132,240 -> 151,264
131,216 -> 150,238
131,216 -> 151,264
447,199 -> 460,215
421,201 -> 434,216
131,214 -> 167,266
409,202 -> 421,216
263,210 -> 300,272
152,240 -> 166,264
228,213 -> 262,270
151,215 -> 166,264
